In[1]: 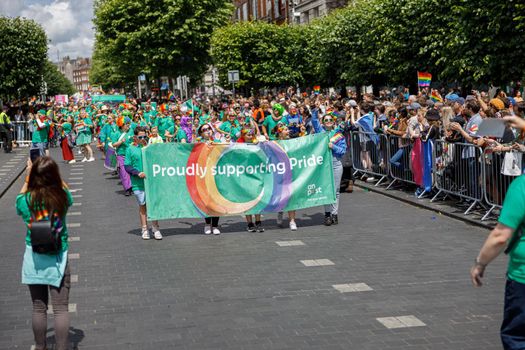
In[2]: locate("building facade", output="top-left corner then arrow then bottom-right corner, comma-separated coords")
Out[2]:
55,56 -> 92,92
233,0 -> 348,24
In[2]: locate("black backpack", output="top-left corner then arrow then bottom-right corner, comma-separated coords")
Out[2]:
26,196 -> 62,254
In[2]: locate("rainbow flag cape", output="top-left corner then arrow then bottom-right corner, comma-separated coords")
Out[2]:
417,72 -> 432,87
430,90 -> 443,103
313,86 -> 321,95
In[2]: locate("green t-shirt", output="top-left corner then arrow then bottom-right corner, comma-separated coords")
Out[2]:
262,115 -> 287,140
124,144 -> 145,191
32,119 -> 50,143
16,189 -> 74,251
498,175 -> 525,284
61,122 -> 72,135
111,129 -> 133,156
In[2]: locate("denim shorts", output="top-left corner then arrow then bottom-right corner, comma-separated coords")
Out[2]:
133,190 -> 146,206
32,142 -> 49,152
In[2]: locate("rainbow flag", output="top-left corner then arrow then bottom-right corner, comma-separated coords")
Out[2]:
313,85 -> 321,95
417,72 -> 432,87
167,90 -> 175,101
430,90 -> 443,103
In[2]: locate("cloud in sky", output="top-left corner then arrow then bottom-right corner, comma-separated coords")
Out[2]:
1,0 -> 94,60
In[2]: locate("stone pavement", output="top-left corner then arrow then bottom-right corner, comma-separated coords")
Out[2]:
0,148 -> 508,349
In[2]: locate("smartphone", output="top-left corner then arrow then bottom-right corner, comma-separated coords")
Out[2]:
30,148 -> 42,162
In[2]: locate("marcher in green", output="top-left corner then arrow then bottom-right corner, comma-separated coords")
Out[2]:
262,103 -> 288,140
124,126 -> 162,240
75,112 -> 95,162
31,109 -> 51,157
111,116 -> 133,196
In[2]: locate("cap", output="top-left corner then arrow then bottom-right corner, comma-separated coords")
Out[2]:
407,102 -> 421,110
349,99 -> 358,107
425,109 -> 440,121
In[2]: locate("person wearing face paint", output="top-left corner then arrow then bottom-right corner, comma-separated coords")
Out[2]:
124,126 -> 163,240
311,104 -> 347,226
110,116 -> 133,196
196,123 -> 222,234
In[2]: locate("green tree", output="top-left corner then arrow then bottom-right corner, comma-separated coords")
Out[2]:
42,60 -> 76,96
211,22 -> 309,89
0,17 -> 48,100
92,0 -> 233,86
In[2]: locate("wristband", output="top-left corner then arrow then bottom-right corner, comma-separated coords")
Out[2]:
475,257 -> 487,268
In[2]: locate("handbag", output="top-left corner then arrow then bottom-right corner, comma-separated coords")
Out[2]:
26,196 -> 62,254
501,151 -> 522,176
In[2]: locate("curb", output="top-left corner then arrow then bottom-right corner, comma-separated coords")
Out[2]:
354,181 -> 494,230
0,166 -> 25,200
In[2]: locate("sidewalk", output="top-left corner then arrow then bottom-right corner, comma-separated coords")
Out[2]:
0,146 -> 32,199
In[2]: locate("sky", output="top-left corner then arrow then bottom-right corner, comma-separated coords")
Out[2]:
0,0 -> 94,60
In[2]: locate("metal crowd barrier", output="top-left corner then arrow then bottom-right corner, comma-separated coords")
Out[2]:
432,140 -> 484,214
385,134 -> 415,189
348,130 -> 521,220
350,131 -> 389,186
481,150 -> 522,220
0,121 -> 32,148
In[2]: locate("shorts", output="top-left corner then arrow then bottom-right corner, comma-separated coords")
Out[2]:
133,190 -> 146,206
32,142 -> 49,152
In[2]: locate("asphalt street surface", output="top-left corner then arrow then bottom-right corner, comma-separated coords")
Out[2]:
0,148 -> 507,349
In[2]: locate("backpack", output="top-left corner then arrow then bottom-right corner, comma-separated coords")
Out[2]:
26,196 -> 62,254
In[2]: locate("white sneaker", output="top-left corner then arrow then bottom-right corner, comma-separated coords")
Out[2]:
87,157 -> 95,162
78,150 -> 82,155
289,221 -> 297,231
366,177 -> 376,183
152,226 -> 162,240
81,157 -> 88,162
142,228 -> 151,240
69,159 -> 76,164
212,227 -> 221,235
204,227 -> 212,235
277,212 -> 283,227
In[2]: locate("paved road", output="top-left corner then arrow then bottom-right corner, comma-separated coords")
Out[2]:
0,149 -> 507,349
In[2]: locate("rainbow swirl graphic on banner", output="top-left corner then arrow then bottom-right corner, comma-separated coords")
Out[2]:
186,142 -> 292,216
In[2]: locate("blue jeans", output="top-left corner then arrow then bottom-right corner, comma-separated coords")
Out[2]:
325,158 -> 343,215
390,147 -> 406,169
501,279 -> 525,349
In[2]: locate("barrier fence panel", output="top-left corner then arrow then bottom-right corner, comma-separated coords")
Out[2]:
432,140 -> 484,214
481,150 -> 523,220
386,134 -> 415,188
0,121 -> 32,148
349,131 -> 389,186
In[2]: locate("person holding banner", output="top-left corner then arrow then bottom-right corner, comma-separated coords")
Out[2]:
125,126 -> 162,240
274,123 -> 298,231
111,116 -> 133,196
311,104 -> 347,226
196,123 -> 221,235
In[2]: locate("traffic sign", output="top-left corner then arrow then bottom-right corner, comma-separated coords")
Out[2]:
228,70 -> 240,83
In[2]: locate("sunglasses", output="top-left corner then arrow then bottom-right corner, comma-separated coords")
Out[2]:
323,118 -> 334,122
201,127 -> 211,132
137,135 -> 148,140
175,118 -> 181,121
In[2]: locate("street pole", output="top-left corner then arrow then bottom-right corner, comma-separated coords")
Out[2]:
138,76 -> 142,99
232,82 -> 235,98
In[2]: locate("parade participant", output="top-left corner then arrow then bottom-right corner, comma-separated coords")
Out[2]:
285,103 -> 305,138
273,123 -> 298,231
58,116 -> 75,164
125,126 -> 162,240
75,111 -> 95,162
16,157 -> 73,350
31,109 -> 51,157
312,104 -> 347,226
197,123 -> 221,235
179,116 -> 193,143
262,103 -> 288,140
148,126 -> 164,145
111,116 -> 133,196
217,109 -> 242,141
98,114 -> 117,154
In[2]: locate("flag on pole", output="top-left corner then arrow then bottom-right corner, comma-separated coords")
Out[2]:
313,86 -> 321,95
417,72 -> 432,87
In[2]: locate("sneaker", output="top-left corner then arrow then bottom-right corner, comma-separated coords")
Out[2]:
87,157 -> 95,162
277,212 -> 283,227
256,222 -> 265,232
69,159 -> 76,164
152,226 -> 162,240
81,157 -> 88,162
324,214 -> 332,226
332,214 -> 338,225
289,221 -> 297,231
212,227 -> 221,235
204,226 -> 212,235
142,228 -> 150,240
366,177 -> 376,183
247,223 -> 256,232
125,189 -> 133,196
78,150 -> 82,155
